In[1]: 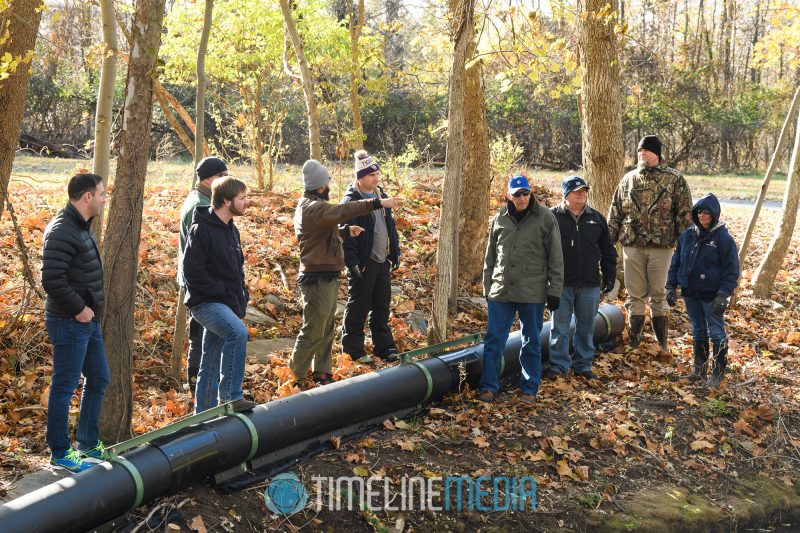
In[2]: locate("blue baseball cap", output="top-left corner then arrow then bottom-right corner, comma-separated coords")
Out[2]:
508,175 -> 531,194
562,175 -> 590,197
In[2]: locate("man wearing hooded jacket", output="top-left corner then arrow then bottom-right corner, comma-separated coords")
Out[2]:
666,193 -> 739,388
340,150 -> 401,364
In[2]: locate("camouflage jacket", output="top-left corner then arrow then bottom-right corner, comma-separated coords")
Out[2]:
607,164 -> 693,248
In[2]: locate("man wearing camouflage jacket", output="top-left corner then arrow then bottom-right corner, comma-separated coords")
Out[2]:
607,135 -> 692,351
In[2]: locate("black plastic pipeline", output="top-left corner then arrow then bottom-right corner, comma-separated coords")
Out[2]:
0,304 -> 624,533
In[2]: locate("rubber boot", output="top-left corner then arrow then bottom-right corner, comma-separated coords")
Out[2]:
629,315 -> 645,348
652,315 -> 669,352
684,338 -> 709,382
707,340 -> 728,388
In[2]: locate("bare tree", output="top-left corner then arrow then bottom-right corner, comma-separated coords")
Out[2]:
0,0 -> 43,219
100,0 -> 167,443
457,47 -> 490,284
280,0 -> 321,160
576,0 -> 624,218
429,0 -> 475,344
349,0 -> 365,150
90,0 -> 118,247
192,0 -> 214,186
751,98 -> 800,299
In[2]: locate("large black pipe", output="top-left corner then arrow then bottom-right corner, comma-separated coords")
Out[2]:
0,305 -> 624,533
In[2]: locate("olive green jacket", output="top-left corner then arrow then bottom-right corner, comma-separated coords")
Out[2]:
483,201 -> 564,303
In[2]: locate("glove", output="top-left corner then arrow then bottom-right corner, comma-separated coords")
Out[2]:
602,279 -> 616,294
666,286 -> 677,308
391,259 -> 400,271
347,265 -> 363,280
546,295 -> 560,311
712,293 -> 729,315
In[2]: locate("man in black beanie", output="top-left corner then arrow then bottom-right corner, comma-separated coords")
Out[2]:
607,135 -> 692,354
178,156 -> 228,404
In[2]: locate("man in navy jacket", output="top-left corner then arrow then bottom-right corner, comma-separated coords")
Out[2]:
183,177 -> 255,413
666,193 -> 739,387
340,150 -> 401,364
548,176 -> 617,380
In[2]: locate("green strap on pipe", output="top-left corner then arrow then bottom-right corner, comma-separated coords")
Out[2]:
409,361 -> 434,403
498,354 -> 506,377
230,412 -> 259,462
111,455 -> 144,510
399,333 -> 483,364
597,308 -> 612,341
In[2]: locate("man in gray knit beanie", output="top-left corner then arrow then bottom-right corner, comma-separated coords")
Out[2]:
290,159 -> 401,387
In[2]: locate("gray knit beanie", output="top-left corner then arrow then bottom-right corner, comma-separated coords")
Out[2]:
302,159 -> 330,190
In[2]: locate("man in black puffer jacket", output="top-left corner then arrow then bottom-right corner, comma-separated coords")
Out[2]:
41,173 -> 109,473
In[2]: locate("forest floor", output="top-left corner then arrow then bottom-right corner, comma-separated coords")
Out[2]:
1,156 -> 799,532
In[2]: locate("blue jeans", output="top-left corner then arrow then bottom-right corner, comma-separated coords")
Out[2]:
45,317 -> 110,458
548,286 -> 600,373
683,296 -> 726,345
479,300 -> 545,396
189,302 -> 249,413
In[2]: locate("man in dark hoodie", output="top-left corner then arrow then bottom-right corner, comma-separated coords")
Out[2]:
291,159 -> 401,386
41,173 -> 109,472
666,193 -> 739,388
178,156 -> 228,402
340,150 -> 401,365
182,176 -> 255,413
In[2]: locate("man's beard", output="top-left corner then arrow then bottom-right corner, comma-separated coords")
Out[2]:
230,203 -> 246,216
320,186 -> 330,201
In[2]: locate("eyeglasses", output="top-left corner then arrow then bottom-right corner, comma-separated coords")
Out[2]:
697,209 -> 711,215
512,190 -> 531,197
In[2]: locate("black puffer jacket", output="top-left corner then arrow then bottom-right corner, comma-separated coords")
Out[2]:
182,206 -> 249,318
41,203 -> 104,319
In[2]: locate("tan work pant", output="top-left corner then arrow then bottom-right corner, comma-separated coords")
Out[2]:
622,246 -> 675,318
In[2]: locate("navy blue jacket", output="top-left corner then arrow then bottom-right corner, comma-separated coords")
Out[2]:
667,194 -> 740,299
182,206 -> 249,317
341,184 -> 400,268
41,203 -> 105,319
551,204 -> 617,288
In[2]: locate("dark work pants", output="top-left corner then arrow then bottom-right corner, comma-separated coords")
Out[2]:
342,259 -> 396,358
187,315 -> 204,394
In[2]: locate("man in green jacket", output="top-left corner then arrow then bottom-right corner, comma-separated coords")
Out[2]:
178,156 -> 228,398
478,176 -> 564,403
290,159 -> 401,386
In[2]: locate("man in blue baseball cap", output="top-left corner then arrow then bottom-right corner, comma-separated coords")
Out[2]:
547,176 -> 617,380
478,175 -> 564,404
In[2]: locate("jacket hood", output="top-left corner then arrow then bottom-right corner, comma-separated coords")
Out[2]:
691,193 -> 721,229
191,205 -> 228,228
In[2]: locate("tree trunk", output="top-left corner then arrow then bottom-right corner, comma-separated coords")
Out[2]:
429,0 -> 475,345
0,0 -> 43,220
90,0 -> 118,247
751,100 -> 800,300
100,0 -> 167,443
732,85 -> 800,304
349,0 -> 365,150
280,0 -> 322,161
457,46 -> 490,284
576,0 -> 624,218
192,0 -> 214,187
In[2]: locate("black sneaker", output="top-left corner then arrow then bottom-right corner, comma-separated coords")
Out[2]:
232,399 -> 257,412
577,370 -> 597,380
542,368 -> 562,380
382,349 -> 399,363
